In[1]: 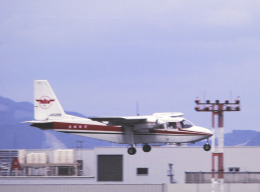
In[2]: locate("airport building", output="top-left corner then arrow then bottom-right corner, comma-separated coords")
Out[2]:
1,146 -> 260,192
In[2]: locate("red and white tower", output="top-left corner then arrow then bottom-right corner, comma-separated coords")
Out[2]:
195,99 -> 240,192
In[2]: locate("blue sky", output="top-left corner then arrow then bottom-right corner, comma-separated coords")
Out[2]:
0,1 -> 260,132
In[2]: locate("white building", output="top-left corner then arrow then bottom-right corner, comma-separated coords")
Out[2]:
1,146 -> 260,184
1,146 -> 260,192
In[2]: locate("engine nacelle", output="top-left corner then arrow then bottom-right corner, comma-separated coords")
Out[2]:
156,119 -> 165,128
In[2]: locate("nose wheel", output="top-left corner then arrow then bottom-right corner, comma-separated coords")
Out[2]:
203,143 -> 211,151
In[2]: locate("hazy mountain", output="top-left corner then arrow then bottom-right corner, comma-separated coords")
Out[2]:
0,95 -> 259,149
225,130 -> 260,146
0,96 -> 113,149
189,130 -> 260,147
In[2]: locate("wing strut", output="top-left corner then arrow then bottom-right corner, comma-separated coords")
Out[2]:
125,126 -> 134,146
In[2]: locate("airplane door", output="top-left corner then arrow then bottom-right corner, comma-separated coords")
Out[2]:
165,122 -> 179,143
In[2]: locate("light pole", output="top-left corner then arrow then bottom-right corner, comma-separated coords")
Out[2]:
195,98 -> 240,192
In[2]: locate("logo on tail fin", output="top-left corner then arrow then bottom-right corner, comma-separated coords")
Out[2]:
36,96 -> 55,109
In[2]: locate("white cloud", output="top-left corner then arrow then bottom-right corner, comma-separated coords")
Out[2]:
207,7 -> 252,27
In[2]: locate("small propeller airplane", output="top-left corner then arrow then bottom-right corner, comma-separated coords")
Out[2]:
26,80 -> 213,155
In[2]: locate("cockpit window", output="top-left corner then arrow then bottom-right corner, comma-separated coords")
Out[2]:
180,120 -> 193,129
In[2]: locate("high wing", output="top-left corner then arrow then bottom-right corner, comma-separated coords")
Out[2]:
89,112 -> 185,131
89,116 -> 148,127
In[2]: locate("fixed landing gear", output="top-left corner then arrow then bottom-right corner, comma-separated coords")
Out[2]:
203,143 -> 211,151
127,144 -> 152,155
143,144 -> 152,152
128,147 -> 137,155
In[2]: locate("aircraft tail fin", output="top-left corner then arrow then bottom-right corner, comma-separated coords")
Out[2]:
34,80 -> 66,121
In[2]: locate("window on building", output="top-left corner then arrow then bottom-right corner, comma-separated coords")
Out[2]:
97,155 -> 123,182
77,160 -> 83,176
137,168 -> 149,175
58,166 -> 75,176
229,167 -> 240,172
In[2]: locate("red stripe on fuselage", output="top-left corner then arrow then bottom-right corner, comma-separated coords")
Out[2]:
177,128 -> 212,136
31,122 -> 123,132
151,129 -> 211,136
53,122 -> 123,132
33,122 -> 210,136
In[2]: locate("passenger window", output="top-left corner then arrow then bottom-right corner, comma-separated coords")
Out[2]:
168,122 -> 177,129
157,124 -> 165,129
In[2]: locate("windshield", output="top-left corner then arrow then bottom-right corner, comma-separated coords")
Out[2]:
180,120 -> 193,129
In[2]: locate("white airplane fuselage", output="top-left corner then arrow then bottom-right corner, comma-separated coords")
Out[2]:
31,115 -> 212,145
27,80 -> 213,155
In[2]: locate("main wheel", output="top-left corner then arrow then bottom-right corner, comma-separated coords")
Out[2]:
203,143 -> 211,151
142,144 -> 152,152
128,147 -> 137,155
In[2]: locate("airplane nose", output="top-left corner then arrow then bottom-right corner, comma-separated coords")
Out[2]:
203,128 -> 213,137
